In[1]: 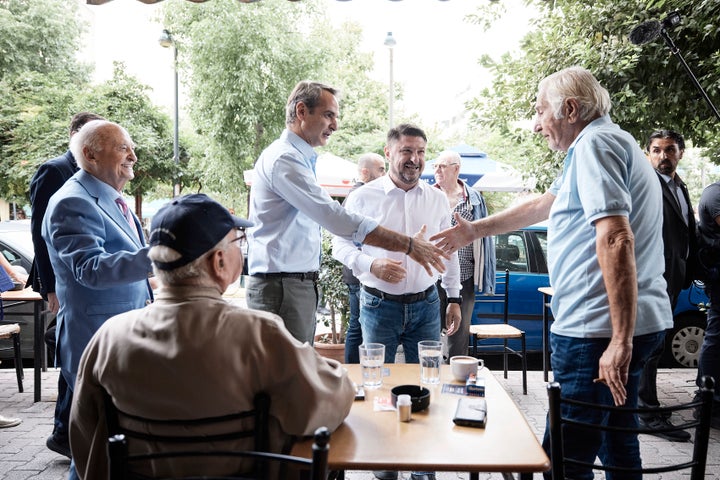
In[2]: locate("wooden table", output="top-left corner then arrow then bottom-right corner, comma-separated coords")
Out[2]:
292,364 -> 549,479
538,287 -> 554,383
1,288 -> 46,402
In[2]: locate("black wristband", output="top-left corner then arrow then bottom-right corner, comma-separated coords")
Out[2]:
406,237 -> 414,255
447,297 -> 462,305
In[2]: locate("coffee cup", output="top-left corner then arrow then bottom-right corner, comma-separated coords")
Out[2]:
450,355 -> 484,381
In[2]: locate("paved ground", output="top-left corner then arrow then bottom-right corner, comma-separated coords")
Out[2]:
1,366 -> 718,480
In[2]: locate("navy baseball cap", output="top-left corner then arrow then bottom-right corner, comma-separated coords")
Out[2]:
149,194 -> 252,271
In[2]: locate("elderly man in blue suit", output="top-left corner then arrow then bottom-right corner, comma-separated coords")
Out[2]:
42,119 -> 153,480
29,111 -> 104,459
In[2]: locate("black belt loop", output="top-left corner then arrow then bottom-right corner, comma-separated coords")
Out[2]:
252,271 -> 319,281
361,285 -> 435,304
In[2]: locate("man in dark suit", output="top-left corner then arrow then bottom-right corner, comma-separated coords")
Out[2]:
638,129 -> 696,441
43,120 -> 154,480
29,112 -> 103,458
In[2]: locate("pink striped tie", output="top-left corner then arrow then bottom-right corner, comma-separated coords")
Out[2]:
115,197 -> 140,240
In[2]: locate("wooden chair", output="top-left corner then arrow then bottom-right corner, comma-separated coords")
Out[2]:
0,322 -> 23,393
105,392 -> 329,480
470,269 -> 527,394
547,376 -> 715,479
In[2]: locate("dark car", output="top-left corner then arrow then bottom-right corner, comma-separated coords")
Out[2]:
0,220 -> 46,362
471,221 -> 708,368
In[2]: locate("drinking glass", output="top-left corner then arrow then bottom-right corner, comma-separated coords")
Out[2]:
359,343 -> 385,389
418,340 -> 442,385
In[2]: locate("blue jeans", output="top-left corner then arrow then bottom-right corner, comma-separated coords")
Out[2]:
344,283 -> 362,363
359,285 -> 440,364
542,331 -> 665,480
697,282 -> 720,404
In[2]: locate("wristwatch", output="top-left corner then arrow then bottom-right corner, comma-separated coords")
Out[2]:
447,297 -> 462,305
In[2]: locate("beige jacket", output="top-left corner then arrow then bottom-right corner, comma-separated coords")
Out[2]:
70,285 -> 354,479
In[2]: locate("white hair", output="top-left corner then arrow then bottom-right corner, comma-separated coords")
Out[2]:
538,66 -> 611,121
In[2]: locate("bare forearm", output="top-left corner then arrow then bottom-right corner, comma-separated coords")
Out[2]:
363,226 -> 411,253
474,191 -> 555,238
595,216 -> 636,342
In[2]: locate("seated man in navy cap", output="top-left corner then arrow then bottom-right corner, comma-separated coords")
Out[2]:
69,194 -> 355,480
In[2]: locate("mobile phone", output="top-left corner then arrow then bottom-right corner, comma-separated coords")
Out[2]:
452,397 -> 487,428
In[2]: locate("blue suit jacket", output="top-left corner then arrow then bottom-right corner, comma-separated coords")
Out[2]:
29,150 -> 79,297
42,169 -> 153,387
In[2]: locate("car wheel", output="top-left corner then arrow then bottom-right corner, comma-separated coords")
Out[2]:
662,314 -> 706,368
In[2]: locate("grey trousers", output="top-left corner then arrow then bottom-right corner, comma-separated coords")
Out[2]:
246,275 -> 318,345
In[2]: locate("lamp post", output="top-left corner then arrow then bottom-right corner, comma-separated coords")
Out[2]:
383,31 -> 396,131
159,29 -> 180,197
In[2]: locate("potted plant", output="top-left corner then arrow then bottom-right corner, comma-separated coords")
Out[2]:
314,230 -> 349,362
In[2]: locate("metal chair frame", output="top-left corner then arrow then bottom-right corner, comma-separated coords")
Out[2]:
470,270 -> 527,394
547,376 -> 715,479
0,322 -> 23,392
105,392 -> 329,480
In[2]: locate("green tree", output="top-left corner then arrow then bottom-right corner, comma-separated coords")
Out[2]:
0,0 -> 87,81
80,63 -> 177,205
162,0 -> 389,204
468,0 -> 720,190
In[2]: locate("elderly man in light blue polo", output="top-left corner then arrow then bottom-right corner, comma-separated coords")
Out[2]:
432,66 -> 670,479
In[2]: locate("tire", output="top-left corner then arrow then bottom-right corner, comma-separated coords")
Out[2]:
662,313 -> 706,368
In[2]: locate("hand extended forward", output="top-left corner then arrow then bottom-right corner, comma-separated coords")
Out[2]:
429,213 -> 476,255
409,225 -> 448,276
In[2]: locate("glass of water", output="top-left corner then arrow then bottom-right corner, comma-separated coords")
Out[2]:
359,343 -> 385,389
418,340 -> 442,385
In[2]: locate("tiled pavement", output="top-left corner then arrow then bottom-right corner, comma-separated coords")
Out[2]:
1,367 -> 719,480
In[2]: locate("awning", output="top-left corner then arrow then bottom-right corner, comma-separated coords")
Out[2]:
86,1 -> 307,4
244,153 -> 357,198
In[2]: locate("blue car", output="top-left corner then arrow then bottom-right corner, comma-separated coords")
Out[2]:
471,222 -> 708,368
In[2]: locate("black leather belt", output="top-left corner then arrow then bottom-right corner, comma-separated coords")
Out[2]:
362,285 -> 435,304
252,271 -> 319,281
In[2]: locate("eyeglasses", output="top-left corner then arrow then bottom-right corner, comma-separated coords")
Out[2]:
433,163 -> 458,170
230,228 -> 247,250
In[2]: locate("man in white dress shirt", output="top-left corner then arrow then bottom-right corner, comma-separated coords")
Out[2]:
333,124 -> 462,365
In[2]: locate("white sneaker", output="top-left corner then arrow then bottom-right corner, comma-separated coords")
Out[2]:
0,414 -> 21,429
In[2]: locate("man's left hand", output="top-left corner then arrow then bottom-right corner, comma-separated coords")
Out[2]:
596,340 -> 633,406
445,303 -> 462,336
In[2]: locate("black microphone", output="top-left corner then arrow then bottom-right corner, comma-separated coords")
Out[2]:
629,20 -> 662,45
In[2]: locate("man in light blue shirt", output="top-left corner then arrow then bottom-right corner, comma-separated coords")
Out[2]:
432,67 -> 671,479
247,81 -> 446,344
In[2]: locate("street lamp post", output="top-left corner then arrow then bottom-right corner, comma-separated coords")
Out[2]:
159,29 -> 180,197
384,31 -> 396,131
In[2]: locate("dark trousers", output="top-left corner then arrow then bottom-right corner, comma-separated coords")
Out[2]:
638,292 -> 677,416
45,325 -> 71,439
344,283 -> 362,363
437,277 -> 475,359
697,282 -> 720,404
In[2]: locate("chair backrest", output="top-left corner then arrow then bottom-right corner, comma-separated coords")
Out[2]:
104,391 -> 329,480
474,269 -> 510,325
547,375 -> 715,480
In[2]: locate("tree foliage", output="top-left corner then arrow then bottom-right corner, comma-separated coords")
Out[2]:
468,0 -> 720,191
0,0 -> 87,81
0,1 -> 177,209
161,0 -> 389,204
